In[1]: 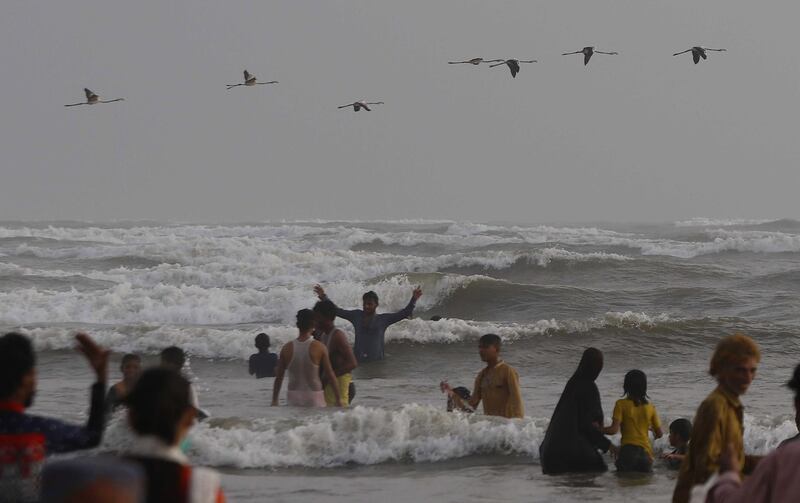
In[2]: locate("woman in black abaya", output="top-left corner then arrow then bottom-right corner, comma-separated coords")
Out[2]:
539,347 -> 612,474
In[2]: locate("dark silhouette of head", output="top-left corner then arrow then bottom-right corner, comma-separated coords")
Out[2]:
160,346 -> 186,371
296,309 -> 315,332
574,347 -> 604,381
669,418 -> 692,443
255,333 -> 271,351
0,332 -> 36,407
623,369 -> 649,406
120,353 -> 141,382
313,299 -> 337,321
126,367 -> 193,446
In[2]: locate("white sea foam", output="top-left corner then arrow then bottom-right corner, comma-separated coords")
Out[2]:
17,311 -> 677,359
100,405 -> 796,469
674,218 -> 774,228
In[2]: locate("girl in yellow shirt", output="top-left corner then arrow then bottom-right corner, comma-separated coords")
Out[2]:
604,369 -> 663,472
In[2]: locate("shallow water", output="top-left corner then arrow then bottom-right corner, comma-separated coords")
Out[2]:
3,219 -> 800,501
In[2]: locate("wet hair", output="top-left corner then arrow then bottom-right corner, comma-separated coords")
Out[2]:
0,332 -> 35,400
125,367 -> 192,445
313,299 -> 337,321
669,418 -> 692,442
255,333 -> 271,351
623,369 -> 649,406
120,353 -> 140,368
709,333 -> 761,377
296,309 -> 315,332
574,347 -> 604,382
452,386 -> 471,400
788,363 -> 800,400
160,346 -> 185,370
362,291 -> 379,304
479,333 -> 502,349
430,315 -> 442,322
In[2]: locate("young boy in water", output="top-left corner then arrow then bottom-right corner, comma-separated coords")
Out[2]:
663,418 -> 692,469
441,334 -> 524,419
160,346 -> 209,419
249,333 -> 278,379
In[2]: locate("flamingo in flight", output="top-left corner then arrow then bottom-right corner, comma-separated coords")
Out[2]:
489,59 -> 537,78
448,58 -> 502,65
64,88 -> 124,107
227,70 -> 278,89
673,46 -> 726,64
562,46 -> 618,66
338,101 -> 384,112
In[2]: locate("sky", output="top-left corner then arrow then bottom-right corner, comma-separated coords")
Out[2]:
1,1 -> 798,223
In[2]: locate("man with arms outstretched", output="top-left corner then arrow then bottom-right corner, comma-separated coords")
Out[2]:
314,284 -> 422,363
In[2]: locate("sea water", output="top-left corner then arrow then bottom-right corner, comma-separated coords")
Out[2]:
2,219 -> 799,502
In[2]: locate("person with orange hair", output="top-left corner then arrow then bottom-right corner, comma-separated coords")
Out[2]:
672,334 -> 762,503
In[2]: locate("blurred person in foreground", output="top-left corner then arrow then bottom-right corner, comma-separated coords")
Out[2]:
124,366 -> 225,503
673,334 -> 762,503
0,331 -> 109,502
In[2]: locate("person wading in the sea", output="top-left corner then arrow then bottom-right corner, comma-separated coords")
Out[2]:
313,284 -> 422,363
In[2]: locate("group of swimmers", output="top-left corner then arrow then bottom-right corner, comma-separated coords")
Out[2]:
1,286 -> 799,502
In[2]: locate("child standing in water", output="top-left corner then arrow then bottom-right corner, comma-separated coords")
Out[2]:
663,418 -> 692,469
604,369 -> 663,472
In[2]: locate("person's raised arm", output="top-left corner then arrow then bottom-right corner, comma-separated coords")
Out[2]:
319,345 -> 342,407
271,346 -> 290,406
47,333 -> 109,452
382,287 -> 422,326
75,333 -> 108,436
314,284 -> 359,323
333,330 -> 357,376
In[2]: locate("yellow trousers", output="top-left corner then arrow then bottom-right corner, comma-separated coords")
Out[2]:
324,373 -> 352,407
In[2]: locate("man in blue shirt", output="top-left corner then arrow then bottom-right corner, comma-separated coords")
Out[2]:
314,284 -> 422,363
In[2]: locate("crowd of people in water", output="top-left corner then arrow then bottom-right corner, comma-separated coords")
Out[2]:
1,285 -> 799,502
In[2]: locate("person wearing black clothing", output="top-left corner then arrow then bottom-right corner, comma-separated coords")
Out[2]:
0,331 -> 109,502
249,333 -> 278,378
539,347 -> 613,474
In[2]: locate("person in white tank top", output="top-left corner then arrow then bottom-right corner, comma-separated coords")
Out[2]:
271,309 -> 342,407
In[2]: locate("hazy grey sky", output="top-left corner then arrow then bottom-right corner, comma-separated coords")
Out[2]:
1,1 -> 798,222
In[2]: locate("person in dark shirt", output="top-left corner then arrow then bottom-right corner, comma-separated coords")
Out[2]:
314,284 -> 422,363
248,333 -> 278,379
0,331 -> 109,502
106,353 -> 142,419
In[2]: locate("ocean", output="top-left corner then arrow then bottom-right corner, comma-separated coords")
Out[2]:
1,218 -> 799,502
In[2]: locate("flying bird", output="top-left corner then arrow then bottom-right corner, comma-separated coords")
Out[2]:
226,70 -> 278,89
488,59 -> 538,78
673,46 -> 726,64
64,88 -> 124,107
562,46 -> 618,66
448,58 -> 502,65
338,101 -> 384,112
